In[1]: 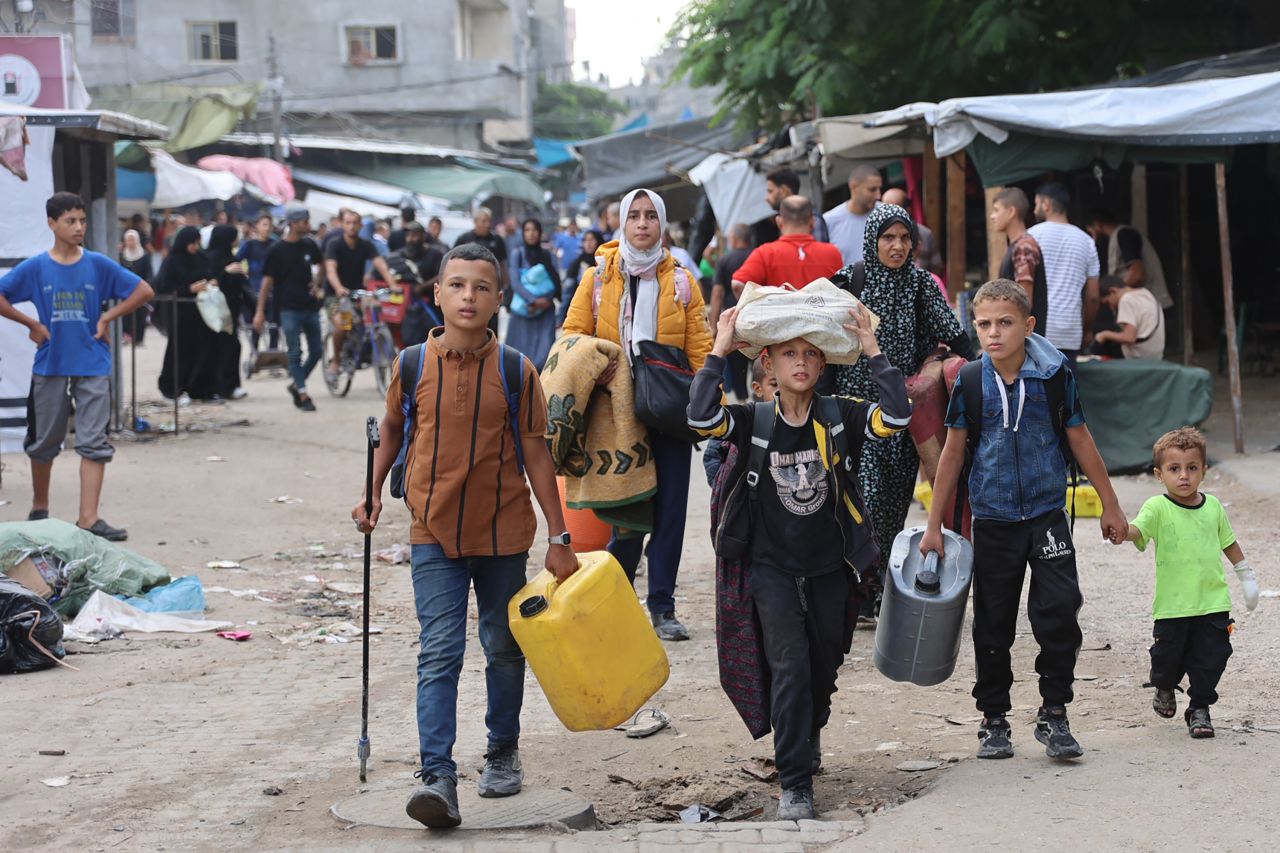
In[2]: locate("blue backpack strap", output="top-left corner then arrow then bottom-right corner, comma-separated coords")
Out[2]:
498,344 -> 527,476
391,344 -> 426,501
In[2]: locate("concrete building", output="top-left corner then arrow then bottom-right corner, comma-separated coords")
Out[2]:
31,0 -> 570,150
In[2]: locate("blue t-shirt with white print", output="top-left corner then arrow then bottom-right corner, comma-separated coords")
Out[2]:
0,250 -> 141,376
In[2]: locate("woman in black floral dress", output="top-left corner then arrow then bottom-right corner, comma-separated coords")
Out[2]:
834,203 -> 973,587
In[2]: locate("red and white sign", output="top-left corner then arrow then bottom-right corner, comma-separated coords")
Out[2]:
0,35 -> 69,110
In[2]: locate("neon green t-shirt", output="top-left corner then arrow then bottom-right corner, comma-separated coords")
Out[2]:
1131,493 -> 1236,620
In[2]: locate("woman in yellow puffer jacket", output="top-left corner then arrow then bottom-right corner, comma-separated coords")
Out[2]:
562,187 -> 712,641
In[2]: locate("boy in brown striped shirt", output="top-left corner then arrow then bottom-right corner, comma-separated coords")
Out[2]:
354,243 -> 576,829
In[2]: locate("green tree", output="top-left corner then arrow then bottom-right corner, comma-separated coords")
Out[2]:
533,81 -> 627,140
672,0 -> 1280,129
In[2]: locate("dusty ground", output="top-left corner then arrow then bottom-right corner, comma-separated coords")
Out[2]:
2,342 -> 1279,852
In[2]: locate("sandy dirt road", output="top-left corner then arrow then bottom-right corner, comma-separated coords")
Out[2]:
2,343 -> 1279,852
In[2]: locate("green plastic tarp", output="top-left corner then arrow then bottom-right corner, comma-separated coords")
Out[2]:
346,161 -> 546,209
0,519 -> 170,617
1074,359 -> 1214,474
966,132 -> 1230,187
91,83 -> 260,153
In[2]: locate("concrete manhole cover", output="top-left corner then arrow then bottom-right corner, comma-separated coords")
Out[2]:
332,783 -> 597,832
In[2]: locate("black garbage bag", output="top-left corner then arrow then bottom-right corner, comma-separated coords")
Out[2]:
0,576 -> 65,674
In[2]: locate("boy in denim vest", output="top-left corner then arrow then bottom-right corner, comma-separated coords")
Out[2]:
920,280 -> 1127,760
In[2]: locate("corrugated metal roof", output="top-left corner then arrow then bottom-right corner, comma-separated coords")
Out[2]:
0,104 -> 168,140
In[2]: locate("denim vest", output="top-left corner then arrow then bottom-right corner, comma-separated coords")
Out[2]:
968,362 -> 1068,522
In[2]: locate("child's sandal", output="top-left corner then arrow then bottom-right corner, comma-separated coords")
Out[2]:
1185,707 -> 1214,739
1152,688 -> 1177,719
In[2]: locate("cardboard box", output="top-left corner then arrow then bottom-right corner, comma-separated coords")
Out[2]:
6,555 -> 60,599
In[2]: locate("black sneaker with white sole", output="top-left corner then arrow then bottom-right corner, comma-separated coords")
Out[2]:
1035,705 -> 1084,759
777,784 -> 816,820
977,715 -> 1014,759
405,770 -> 461,828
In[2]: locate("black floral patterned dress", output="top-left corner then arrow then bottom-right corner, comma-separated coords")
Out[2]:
834,204 -> 967,578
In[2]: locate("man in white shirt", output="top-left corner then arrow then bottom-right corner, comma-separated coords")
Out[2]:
823,164 -> 882,265
1028,182 -> 1100,364
1094,279 -> 1165,359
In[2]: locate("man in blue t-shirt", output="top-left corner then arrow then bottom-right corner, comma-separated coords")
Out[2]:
0,192 -> 154,541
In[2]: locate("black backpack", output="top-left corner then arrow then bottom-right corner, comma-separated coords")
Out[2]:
957,359 -> 1081,527
714,396 -> 854,561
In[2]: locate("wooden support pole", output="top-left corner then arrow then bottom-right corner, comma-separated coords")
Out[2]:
1214,162 -> 1245,454
922,139 -> 942,232
984,186 -> 1005,281
1179,164 -> 1194,365
1130,163 -> 1149,235
945,151 -> 967,298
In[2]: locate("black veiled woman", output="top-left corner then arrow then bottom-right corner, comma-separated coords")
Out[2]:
156,226 -> 220,401
205,224 -> 248,399
833,203 -> 973,586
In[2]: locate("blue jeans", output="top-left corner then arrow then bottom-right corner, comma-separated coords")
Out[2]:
410,544 -> 528,781
278,309 -> 322,394
607,432 -> 691,615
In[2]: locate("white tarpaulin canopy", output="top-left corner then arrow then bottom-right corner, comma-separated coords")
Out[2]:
872,71 -> 1280,158
687,153 -> 775,232
150,149 -> 243,208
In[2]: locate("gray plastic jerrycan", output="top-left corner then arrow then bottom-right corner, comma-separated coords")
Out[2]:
873,525 -> 975,687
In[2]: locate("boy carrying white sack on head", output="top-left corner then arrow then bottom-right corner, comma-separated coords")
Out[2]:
689,294 -> 908,820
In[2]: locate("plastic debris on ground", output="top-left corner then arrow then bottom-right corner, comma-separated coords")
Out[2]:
64,591 -> 231,642
206,560 -> 243,570
119,575 -> 206,616
216,631 -> 253,641
0,519 -> 169,617
0,576 -> 66,673
205,586 -> 280,603
274,621 -> 383,646
374,543 -> 411,565
678,804 -> 722,824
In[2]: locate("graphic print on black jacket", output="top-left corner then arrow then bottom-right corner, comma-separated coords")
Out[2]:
688,352 -> 912,582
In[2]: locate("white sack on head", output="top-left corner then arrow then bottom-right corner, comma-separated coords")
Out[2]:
733,278 -> 880,364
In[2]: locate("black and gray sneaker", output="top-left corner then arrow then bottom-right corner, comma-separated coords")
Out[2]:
405,770 -> 461,828
1035,705 -> 1084,759
977,715 -> 1014,759
777,784 -> 816,820
478,744 -> 523,798
809,732 -> 823,774
652,612 -> 690,642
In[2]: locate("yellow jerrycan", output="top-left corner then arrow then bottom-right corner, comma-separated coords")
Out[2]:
509,551 -> 669,731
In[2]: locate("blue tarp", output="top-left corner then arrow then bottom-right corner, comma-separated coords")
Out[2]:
117,168 -> 157,201
534,137 -> 577,169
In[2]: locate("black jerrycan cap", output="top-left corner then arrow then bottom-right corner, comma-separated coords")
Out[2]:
914,569 -> 941,594
519,595 -> 549,618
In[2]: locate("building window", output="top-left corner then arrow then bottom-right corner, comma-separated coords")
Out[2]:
345,25 -> 398,65
91,0 -> 136,39
188,21 -> 239,62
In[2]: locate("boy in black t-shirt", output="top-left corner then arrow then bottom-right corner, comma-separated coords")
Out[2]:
689,306 -> 911,820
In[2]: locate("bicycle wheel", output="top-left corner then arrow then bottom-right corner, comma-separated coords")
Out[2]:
371,326 -> 398,396
322,331 -> 355,397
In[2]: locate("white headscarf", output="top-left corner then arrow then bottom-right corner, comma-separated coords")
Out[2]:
121,229 -> 146,263
617,187 -> 668,279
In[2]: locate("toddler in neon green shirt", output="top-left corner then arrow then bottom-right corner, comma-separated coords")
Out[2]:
1124,427 -> 1257,739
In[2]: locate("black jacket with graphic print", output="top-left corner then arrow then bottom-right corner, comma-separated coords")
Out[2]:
688,352 -> 911,580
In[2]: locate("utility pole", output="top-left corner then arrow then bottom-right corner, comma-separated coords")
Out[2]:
267,33 -> 284,163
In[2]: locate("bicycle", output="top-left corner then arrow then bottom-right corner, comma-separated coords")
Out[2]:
323,287 -> 399,397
